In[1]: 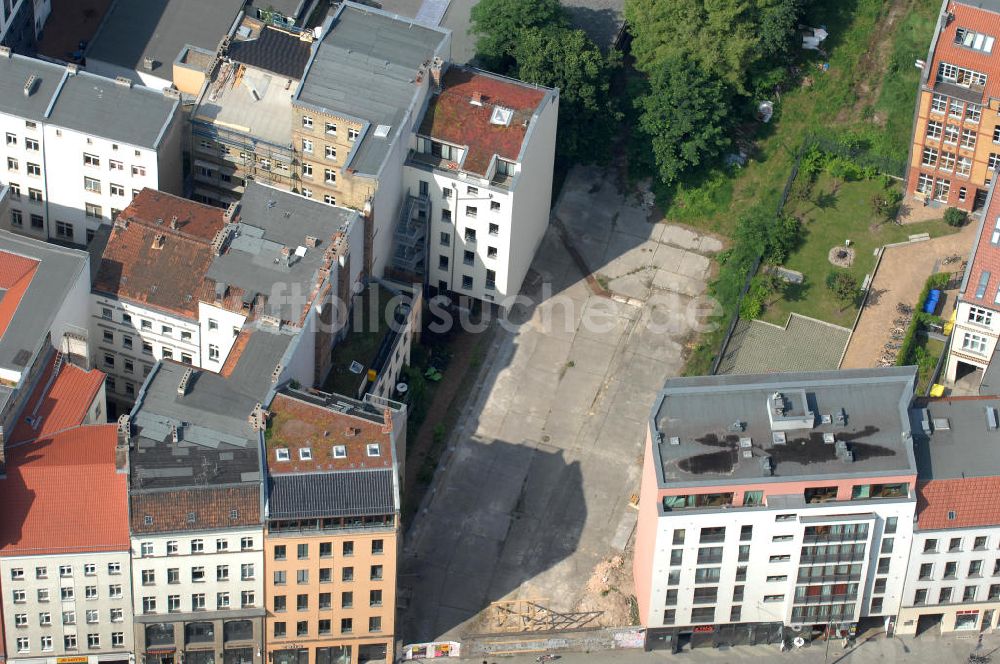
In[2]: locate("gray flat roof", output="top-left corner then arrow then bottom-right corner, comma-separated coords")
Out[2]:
956,0 -> 1000,13
0,230 -> 88,376
0,53 -> 64,123
87,0 -> 244,76
295,2 -> 449,176
0,54 -> 177,148
206,181 -> 359,323
651,368 -> 918,487
268,469 -> 395,519
47,71 -> 178,149
913,396 -> 1000,479
129,361 -> 261,491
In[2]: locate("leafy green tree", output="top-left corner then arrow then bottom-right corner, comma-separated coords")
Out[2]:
513,28 -> 621,162
636,56 -> 731,185
470,0 -> 567,73
826,271 -> 860,304
624,0 -> 801,94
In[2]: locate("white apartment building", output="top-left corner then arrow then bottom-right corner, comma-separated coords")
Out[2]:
0,423 -> 133,664
0,48 -> 182,245
897,396 -> 1000,636
635,369 -> 920,651
402,66 -> 558,305
129,531 -> 265,638
1,553 -> 134,664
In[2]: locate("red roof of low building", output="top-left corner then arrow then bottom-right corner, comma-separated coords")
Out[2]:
0,251 -> 39,340
916,477 -> 1000,530
0,424 -> 129,555
961,180 -> 1000,306
93,189 -> 225,318
8,355 -> 105,445
265,392 -> 393,475
419,67 -> 548,177
930,3 -> 1000,100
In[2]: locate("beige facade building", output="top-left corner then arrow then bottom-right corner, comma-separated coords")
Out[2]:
263,388 -> 405,664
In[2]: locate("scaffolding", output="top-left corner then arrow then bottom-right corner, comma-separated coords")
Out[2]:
388,193 -> 429,282
489,600 -> 604,633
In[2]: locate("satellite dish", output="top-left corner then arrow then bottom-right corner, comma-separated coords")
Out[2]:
348,361 -> 364,374
396,383 -> 408,394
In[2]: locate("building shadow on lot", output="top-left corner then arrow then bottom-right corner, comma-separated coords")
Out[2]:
400,436 -> 586,642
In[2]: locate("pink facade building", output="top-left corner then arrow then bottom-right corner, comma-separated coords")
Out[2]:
634,368 -> 919,651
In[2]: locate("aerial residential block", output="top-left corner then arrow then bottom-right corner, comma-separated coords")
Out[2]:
897,396 -> 1000,635
85,0 -> 245,93
906,0 -> 1000,212
0,229 -> 92,459
635,369 -> 918,650
0,48 -> 183,244
91,183 -> 366,410
0,422 -> 133,664
262,388 -> 406,664
125,363 -> 268,664
403,66 -> 558,304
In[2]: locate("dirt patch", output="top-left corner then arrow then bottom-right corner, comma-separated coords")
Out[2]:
835,0 -> 912,125
575,548 -> 637,628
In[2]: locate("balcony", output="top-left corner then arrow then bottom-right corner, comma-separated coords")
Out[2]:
798,552 -> 866,565
793,593 -> 858,606
802,532 -> 868,545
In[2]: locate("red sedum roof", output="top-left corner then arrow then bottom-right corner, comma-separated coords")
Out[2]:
419,67 -> 548,177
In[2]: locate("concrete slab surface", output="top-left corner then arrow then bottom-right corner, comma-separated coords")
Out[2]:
401,165 -> 713,642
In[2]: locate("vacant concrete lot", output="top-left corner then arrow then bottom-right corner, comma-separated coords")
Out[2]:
401,167 -> 719,642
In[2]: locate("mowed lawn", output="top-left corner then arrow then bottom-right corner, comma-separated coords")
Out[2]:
760,174 -> 958,328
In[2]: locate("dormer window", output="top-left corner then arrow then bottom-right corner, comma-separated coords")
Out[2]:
299,448 -> 312,461
333,445 -> 347,459
366,443 -> 380,457
275,448 -> 290,461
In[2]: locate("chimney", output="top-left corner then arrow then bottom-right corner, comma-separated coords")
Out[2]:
223,202 -> 239,223
430,56 -> 444,89
305,235 -> 320,248
115,415 -> 130,473
170,424 -> 179,444
176,368 -> 194,396
66,63 -> 79,75
170,215 -> 178,230
143,56 -> 155,71
470,91 -> 483,106
114,76 -> 132,88
381,408 -> 393,434
0,45 -> 11,58
248,403 -> 268,432
152,233 -> 165,249
23,74 -> 38,97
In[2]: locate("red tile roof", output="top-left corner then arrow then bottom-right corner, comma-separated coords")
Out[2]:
0,251 -> 39,340
0,424 -> 129,555
917,477 -> 1000,530
931,3 -> 1000,100
419,67 -> 548,177
130,485 -> 261,533
93,189 -> 225,318
961,181 -> 1000,306
8,355 -> 105,445
265,392 -> 393,475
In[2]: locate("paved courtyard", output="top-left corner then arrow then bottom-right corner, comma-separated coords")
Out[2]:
400,167 -> 718,643
841,226 -> 976,369
717,314 -> 851,374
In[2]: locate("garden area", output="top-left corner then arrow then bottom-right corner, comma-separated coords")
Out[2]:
755,158 -> 960,329
664,0 -> 947,375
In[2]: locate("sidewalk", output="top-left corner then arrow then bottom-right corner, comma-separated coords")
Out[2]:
460,631 -> 1000,663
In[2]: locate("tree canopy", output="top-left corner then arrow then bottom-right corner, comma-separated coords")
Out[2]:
469,0 -> 619,164
625,0 -> 802,94
514,28 -> 621,161
635,56 -> 731,185
469,0 -> 568,73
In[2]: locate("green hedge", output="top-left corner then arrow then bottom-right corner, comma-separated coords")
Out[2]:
896,272 -> 950,366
